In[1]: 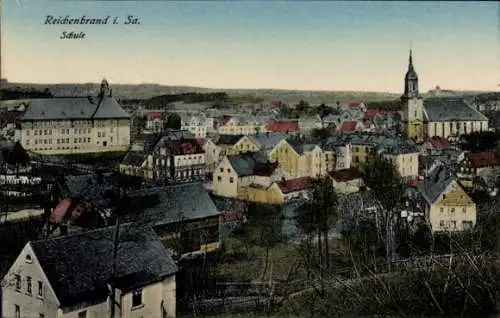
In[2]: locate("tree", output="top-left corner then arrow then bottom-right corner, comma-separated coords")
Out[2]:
295,100 -> 309,112
164,113 -> 181,130
296,177 -> 339,286
362,154 -> 406,269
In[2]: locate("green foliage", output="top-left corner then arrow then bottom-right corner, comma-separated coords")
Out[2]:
366,99 -> 402,111
296,177 -> 339,234
317,103 -> 336,119
295,100 -> 309,112
144,92 -> 228,108
0,218 -> 43,256
310,128 -> 335,139
362,154 -> 405,211
461,131 -> 500,152
164,113 -> 182,130
280,258 -> 500,317
233,203 -> 283,247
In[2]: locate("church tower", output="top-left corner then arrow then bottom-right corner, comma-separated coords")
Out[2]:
401,50 -> 424,141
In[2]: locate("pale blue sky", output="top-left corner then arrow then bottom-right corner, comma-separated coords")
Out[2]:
2,0 -> 499,92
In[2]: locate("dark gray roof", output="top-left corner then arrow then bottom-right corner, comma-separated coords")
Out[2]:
124,183 -> 220,226
214,134 -> 244,146
22,97 -> 130,121
121,151 -> 147,166
64,174 -> 114,207
227,151 -> 269,177
423,97 -> 488,122
287,138 -> 318,155
30,224 -> 177,310
247,132 -> 288,150
418,164 -> 455,204
163,129 -> 196,140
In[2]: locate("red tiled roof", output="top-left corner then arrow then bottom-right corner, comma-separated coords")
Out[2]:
266,119 -> 299,133
50,197 -> 89,223
196,138 -> 206,147
219,212 -> 246,223
329,168 -> 363,182
145,111 -> 164,119
467,151 -> 500,168
276,177 -> 313,194
409,177 -> 422,188
165,139 -> 205,155
429,136 -> 451,150
340,120 -> 358,132
363,109 -> 394,120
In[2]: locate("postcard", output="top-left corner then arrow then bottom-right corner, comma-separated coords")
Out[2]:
0,1 -> 499,318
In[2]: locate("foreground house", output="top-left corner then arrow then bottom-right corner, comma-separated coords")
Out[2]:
124,182 -> 222,258
18,80 -> 131,155
418,164 -> 476,232
1,225 -> 178,318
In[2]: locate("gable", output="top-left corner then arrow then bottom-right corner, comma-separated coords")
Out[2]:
269,139 -> 300,158
2,243 -> 60,306
438,180 -> 474,206
233,136 -> 259,151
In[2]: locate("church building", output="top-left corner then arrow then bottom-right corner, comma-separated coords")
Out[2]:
400,51 -> 488,141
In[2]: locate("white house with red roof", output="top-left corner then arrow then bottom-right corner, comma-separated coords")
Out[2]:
144,111 -> 165,133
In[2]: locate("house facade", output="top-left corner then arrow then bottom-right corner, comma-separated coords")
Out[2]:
19,80 -> 131,155
181,114 -> 208,138
268,139 -> 326,178
418,165 -> 476,232
1,225 -> 178,318
152,137 -> 206,184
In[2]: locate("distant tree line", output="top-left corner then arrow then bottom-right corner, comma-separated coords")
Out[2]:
366,99 -> 402,112
0,88 -> 53,100
120,92 -> 230,108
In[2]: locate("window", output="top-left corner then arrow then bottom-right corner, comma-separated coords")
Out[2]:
229,177 -> 234,183
439,220 -> 445,228
217,176 -> 222,182
451,221 -> 457,229
440,207 -> 444,213
26,276 -> 32,294
39,314 -> 45,318
132,289 -> 143,307
463,220 -> 473,230
38,281 -> 43,297
450,208 -> 455,213
462,208 -> 466,213
15,305 -> 20,318
220,168 -> 223,173
78,311 -> 87,318
15,274 -> 21,290
25,254 -> 32,263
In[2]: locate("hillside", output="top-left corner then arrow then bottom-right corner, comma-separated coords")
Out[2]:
3,82 -> 400,104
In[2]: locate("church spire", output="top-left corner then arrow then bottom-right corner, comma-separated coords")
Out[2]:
403,49 -> 419,98
409,49 -> 413,70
